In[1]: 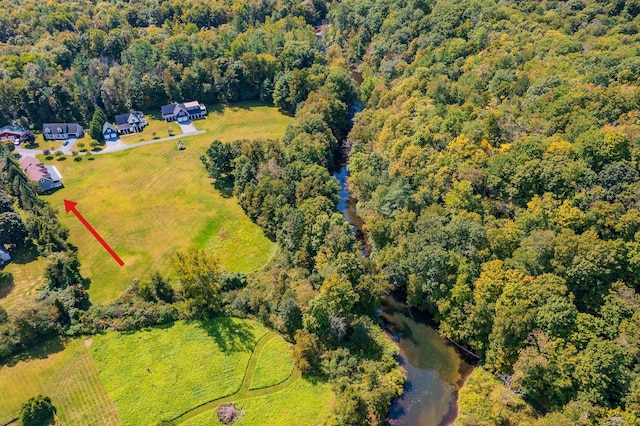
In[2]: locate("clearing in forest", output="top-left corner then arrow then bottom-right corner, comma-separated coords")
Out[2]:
40,101 -> 292,304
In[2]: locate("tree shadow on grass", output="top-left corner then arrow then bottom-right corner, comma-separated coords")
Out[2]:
211,177 -> 234,199
3,336 -> 66,367
0,271 -> 14,300
10,245 -> 39,265
197,318 -> 257,353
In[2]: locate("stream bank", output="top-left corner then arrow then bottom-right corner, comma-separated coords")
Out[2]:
333,158 -> 475,426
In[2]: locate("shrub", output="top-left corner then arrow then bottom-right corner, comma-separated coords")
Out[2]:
42,149 -> 50,155
217,403 -> 243,424
20,395 -> 55,426
54,150 -> 63,157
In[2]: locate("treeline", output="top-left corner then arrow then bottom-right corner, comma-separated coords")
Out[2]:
0,0 -> 328,128
0,145 -> 87,362
201,61 -> 405,424
327,0 -> 640,423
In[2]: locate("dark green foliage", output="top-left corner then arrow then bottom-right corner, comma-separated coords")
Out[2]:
137,272 -> 175,303
43,251 -> 83,290
19,395 -> 55,426
0,211 -> 27,246
89,107 -> 108,142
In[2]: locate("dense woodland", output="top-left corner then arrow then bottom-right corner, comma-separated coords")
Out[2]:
327,0 -> 640,423
1,0 -> 640,425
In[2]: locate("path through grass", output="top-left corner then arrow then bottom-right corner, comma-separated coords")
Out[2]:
250,336 -> 294,390
90,318 -> 270,425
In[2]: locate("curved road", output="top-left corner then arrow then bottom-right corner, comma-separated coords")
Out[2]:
15,127 -> 205,157
172,332 -> 300,424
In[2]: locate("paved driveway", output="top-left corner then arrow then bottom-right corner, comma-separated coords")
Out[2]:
178,122 -> 198,134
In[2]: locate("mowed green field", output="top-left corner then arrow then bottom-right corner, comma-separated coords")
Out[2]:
183,378 -> 334,426
41,102 -> 292,304
90,318 -> 270,425
0,318 -> 333,425
0,246 -> 45,310
0,338 -> 120,425
250,336 -> 294,389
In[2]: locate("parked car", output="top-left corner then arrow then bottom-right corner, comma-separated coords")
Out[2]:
63,140 -> 69,146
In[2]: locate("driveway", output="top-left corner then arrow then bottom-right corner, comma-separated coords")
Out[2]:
178,122 -> 198,134
15,123 -> 204,157
60,138 -> 77,154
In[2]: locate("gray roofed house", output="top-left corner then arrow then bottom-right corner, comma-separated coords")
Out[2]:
102,122 -> 119,142
161,101 -> 207,122
43,123 -> 83,140
115,111 -> 147,134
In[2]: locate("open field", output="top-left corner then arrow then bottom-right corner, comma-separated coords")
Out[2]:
90,318 -> 270,425
0,317 -> 332,425
250,336 -> 294,389
0,246 -> 45,310
0,338 -> 120,425
182,377 -> 334,426
38,102 -> 291,304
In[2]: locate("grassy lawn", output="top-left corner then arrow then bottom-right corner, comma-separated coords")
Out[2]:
0,246 -> 45,311
118,114 -> 178,144
90,318 -> 270,425
0,338 -> 120,425
250,336 -> 293,390
183,377 -> 334,426
40,102 -> 291,304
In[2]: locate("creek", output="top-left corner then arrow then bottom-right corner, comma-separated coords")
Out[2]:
333,165 -> 475,426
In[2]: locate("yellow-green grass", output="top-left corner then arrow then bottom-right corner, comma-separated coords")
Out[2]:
90,318 -> 270,425
26,133 -> 64,151
0,338 -> 120,425
0,246 -> 45,310
41,102 -> 291,304
183,377 -> 334,426
118,115 -> 177,144
250,336 -> 294,390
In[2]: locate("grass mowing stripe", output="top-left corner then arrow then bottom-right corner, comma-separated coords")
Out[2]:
0,339 -> 120,425
42,102 -> 291,304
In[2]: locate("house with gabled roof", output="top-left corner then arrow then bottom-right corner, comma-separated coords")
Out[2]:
115,111 -> 147,134
0,125 -> 28,142
19,156 -> 63,191
43,123 -> 83,140
102,122 -> 119,142
161,101 -> 207,122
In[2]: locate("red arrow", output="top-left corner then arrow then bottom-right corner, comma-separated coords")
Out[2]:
64,200 -> 124,267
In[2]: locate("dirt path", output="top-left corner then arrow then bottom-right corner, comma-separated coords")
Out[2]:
172,332 -> 300,424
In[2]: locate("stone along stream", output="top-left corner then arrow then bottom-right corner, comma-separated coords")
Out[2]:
334,165 -> 475,426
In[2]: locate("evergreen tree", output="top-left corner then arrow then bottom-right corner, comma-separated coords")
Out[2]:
89,107 -> 108,141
